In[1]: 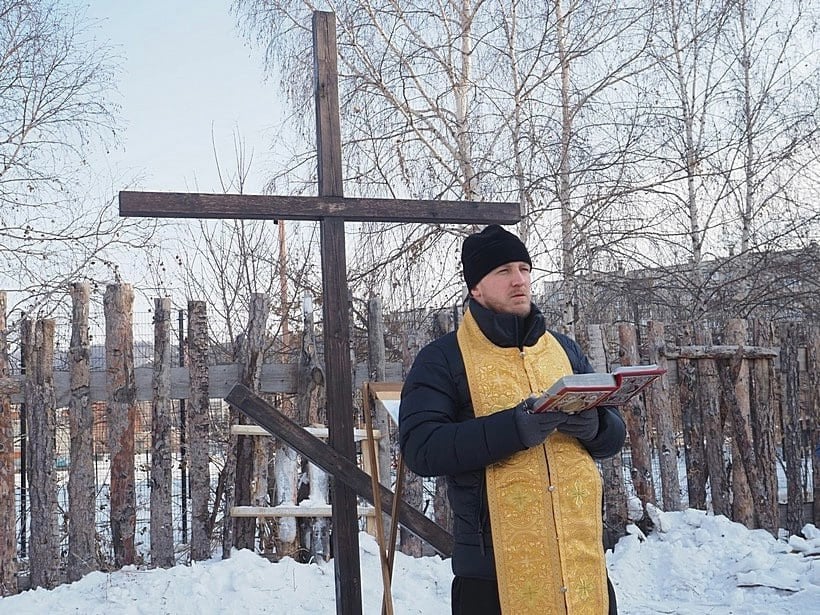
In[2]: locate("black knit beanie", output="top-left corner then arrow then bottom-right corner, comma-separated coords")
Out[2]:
461,225 -> 532,289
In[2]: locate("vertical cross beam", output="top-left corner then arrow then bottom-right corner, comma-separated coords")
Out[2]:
313,12 -> 362,614
117,10 -> 520,613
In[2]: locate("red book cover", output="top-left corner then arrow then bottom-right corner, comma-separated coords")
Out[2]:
527,365 -> 667,413
605,365 -> 667,406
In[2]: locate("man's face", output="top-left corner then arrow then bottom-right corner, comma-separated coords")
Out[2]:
470,261 -> 532,317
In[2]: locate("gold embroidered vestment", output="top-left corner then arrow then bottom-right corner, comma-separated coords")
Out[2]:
457,307 -> 608,614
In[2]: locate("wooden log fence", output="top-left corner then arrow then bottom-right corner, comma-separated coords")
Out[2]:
647,321 -> 681,512
67,282 -> 97,580
780,322 -> 805,535
695,323 -> 731,518
618,323 -> 657,528
808,328 -> 820,525
296,293 -> 331,564
0,284 -> 818,595
587,323 -> 628,548
749,320 -> 780,535
0,293 -> 15,596
104,283 -> 138,569
150,297 -> 174,568
187,300 -> 210,562
723,319 -> 755,526
677,321 -> 706,510
22,318 -> 59,589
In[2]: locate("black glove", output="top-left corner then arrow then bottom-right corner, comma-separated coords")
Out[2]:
513,402 -> 568,448
557,408 -> 600,441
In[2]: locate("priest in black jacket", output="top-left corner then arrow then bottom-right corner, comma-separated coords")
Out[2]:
399,225 -> 626,615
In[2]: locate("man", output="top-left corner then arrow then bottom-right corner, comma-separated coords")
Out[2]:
399,225 -> 626,615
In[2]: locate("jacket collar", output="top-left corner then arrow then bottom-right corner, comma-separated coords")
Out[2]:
467,298 -> 546,349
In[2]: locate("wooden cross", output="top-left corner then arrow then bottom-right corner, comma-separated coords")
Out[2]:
120,11 -> 519,615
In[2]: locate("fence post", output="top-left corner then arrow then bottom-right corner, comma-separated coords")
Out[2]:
150,297 -> 174,567
617,323 -> 656,523
22,318 -> 59,589
807,326 -> 820,526
723,319 -> 754,527
749,320 -> 779,535
694,321 -> 730,518
234,293 -> 270,551
779,322 -> 804,535
587,323 -> 627,548
678,322 -> 706,509
432,309 -> 453,535
0,293 -> 16,595
271,290 -> 301,559
19,312 -> 27,561
300,293 -> 330,562
67,282 -> 98,581
367,295 -> 395,539
104,283 -> 137,568
177,309 -> 188,544
187,300 -> 210,562
647,321 -> 681,512
399,315 -> 428,557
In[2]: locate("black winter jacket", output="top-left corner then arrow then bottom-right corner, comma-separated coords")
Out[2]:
399,300 -> 626,579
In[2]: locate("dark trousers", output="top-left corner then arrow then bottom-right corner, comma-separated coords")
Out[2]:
451,575 -> 618,614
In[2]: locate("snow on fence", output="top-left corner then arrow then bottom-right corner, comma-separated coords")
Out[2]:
0,284 -> 818,596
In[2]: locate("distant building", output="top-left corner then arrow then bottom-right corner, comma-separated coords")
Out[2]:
538,243 -> 820,328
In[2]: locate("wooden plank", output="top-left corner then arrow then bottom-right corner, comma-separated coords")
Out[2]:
664,345 -> 778,359
119,191 -> 521,225
224,383 -> 454,557
27,361 -> 403,406
230,505 -> 376,518
231,424 -> 381,441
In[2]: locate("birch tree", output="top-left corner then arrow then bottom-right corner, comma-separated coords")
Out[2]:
0,0 -> 155,312
617,0 -> 820,322
233,1 -> 660,327
719,0 -> 819,254
232,0 -> 818,327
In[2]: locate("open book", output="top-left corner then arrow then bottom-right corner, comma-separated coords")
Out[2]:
527,364 -> 666,414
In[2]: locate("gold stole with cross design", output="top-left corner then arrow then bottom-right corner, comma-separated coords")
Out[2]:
456,307 -> 608,615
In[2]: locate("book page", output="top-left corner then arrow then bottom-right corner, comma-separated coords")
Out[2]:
538,389 -> 613,413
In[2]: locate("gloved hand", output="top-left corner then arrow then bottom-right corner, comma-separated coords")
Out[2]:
557,408 -> 600,441
513,402 -> 568,448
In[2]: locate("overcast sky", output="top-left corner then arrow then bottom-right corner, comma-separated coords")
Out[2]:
81,0 -> 283,194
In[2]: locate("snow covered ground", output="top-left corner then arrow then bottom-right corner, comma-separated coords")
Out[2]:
2,506 -> 818,614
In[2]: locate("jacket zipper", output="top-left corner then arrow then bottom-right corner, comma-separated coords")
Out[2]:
478,476 -> 488,555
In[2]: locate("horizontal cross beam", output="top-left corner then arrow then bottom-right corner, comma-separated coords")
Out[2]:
225,383 -> 454,557
120,190 -> 521,224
